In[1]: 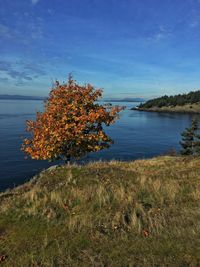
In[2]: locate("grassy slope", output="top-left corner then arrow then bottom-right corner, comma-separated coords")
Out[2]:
1,156 -> 200,266
135,103 -> 200,113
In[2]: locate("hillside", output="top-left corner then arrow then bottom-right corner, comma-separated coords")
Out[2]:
104,98 -> 145,102
134,91 -> 200,113
0,95 -> 45,100
1,156 -> 200,266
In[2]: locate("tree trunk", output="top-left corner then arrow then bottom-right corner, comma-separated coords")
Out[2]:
65,155 -> 71,165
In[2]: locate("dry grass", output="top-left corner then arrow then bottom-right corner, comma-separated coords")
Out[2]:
137,102 -> 200,113
0,156 -> 200,266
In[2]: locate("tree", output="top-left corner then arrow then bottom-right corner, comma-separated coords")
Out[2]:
194,128 -> 200,155
22,75 -> 123,163
180,118 -> 199,155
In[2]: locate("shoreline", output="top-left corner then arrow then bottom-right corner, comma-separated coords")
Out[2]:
131,107 -> 200,114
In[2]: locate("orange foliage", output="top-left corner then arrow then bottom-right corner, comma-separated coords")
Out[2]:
22,75 -> 123,162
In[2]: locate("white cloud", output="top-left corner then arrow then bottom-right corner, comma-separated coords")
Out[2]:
190,21 -> 199,28
31,0 -> 40,5
0,24 -> 12,38
0,19 -> 43,43
190,14 -> 200,28
150,25 -> 172,42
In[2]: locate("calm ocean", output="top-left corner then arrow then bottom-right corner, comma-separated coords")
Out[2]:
0,99 -> 197,191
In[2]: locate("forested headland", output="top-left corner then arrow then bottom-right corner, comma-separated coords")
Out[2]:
134,90 -> 200,113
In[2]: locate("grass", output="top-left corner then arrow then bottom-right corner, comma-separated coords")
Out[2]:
135,102 -> 200,113
0,156 -> 200,266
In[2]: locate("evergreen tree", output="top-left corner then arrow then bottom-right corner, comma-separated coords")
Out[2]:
180,119 -> 199,155
139,90 -> 200,109
194,131 -> 200,155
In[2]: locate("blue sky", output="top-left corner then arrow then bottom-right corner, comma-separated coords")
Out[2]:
0,0 -> 200,99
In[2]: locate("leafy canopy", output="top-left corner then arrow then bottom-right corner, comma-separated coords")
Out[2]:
22,75 -> 123,161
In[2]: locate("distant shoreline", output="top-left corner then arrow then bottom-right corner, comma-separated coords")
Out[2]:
0,95 -> 45,101
0,98 -> 45,101
131,105 -> 200,114
103,99 -> 144,103
0,95 -> 144,103
135,90 -> 200,114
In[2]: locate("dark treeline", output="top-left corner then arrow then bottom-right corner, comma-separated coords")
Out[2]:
139,90 -> 200,108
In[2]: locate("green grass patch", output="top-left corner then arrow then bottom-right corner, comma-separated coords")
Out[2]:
0,156 -> 200,266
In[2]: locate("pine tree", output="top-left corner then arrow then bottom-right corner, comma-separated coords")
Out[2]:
180,119 -> 198,155
194,131 -> 200,155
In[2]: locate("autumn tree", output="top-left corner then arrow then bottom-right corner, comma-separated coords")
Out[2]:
22,75 -> 123,163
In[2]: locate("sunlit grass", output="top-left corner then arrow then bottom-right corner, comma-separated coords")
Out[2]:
0,156 -> 200,266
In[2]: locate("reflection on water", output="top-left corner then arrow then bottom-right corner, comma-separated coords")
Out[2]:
0,99 -> 197,191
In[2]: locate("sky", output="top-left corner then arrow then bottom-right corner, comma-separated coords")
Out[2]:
0,0 -> 200,99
